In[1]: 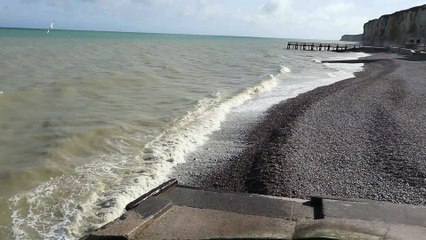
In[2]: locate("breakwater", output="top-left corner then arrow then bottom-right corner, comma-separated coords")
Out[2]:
286,41 -> 361,51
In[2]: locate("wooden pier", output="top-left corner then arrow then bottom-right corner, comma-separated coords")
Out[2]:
286,41 -> 361,51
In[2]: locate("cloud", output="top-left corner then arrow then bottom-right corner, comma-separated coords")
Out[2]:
19,0 -> 79,10
19,0 -> 178,7
244,0 -> 294,27
172,1 -> 228,20
260,0 -> 292,14
321,2 -> 355,14
132,0 -> 177,6
260,0 -> 281,14
198,1 -> 226,19
227,0 -> 365,39
15,0 -> 225,24
12,0 -> 421,39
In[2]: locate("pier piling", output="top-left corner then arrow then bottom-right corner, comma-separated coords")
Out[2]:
286,41 -> 360,51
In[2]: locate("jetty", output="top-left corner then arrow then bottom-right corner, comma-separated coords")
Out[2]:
286,41 -> 361,51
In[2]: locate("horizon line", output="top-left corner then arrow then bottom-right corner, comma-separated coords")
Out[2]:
0,26 -> 340,41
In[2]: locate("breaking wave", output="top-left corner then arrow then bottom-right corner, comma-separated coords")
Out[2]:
9,73 -> 280,240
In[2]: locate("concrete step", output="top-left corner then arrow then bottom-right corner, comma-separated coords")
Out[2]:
82,180 -> 426,240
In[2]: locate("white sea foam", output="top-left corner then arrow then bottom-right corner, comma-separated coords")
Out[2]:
327,52 -> 371,61
8,52 -> 365,239
9,74 -> 279,240
324,63 -> 364,79
230,53 -> 367,114
6,37 -> 368,240
323,52 -> 368,79
279,65 -> 291,73
143,74 -> 278,164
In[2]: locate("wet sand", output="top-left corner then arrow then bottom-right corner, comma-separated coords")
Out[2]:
175,52 -> 426,205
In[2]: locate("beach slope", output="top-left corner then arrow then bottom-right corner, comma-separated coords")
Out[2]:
200,53 -> 426,205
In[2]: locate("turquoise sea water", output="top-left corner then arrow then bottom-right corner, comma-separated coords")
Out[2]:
0,28 -> 366,239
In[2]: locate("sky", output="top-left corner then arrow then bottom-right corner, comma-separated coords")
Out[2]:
0,0 -> 424,39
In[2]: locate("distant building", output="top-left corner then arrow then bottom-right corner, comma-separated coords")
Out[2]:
405,36 -> 425,50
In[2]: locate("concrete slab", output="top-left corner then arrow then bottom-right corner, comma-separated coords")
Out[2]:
83,198 -> 172,240
385,223 -> 426,240
293,218 -> 426,240
293,218 -> 388,240
158,185 -> 313,221
135,205 -> 296,240
316,196 -> 426,227
82,182 -> 426,240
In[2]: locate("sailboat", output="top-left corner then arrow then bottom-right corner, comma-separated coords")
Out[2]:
47,20 -> 54,34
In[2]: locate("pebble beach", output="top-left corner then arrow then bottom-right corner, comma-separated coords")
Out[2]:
176,52 -> 426,205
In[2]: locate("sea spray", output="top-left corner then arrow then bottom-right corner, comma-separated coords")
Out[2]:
9,74 -> 280,239
279,65 -> 291,73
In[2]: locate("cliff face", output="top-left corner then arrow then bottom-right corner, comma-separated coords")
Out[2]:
363,4 -> 426,47
340,34 -> 363,42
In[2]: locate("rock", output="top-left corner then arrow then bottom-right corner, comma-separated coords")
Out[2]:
340,34 -> 363,42
363,4 -> 426,47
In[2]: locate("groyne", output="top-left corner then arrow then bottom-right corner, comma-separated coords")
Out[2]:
286,41 -> 361,51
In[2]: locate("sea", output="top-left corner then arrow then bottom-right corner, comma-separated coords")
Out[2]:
0,28 -> 367,239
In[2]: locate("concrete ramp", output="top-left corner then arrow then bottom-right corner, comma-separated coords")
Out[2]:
83,179 -> 426,240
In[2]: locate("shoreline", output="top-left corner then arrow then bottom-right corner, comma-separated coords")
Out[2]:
191,52 -> 426,205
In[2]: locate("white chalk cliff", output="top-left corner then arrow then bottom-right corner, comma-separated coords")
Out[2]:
363,5 -> 426,47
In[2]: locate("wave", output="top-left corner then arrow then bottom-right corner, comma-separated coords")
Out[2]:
322,53 -> 369,80
9,73 -> 280,240
141,74 -> 279,165
279,65 -> 291,73
323,62 -> 364,80
9,50 -> 366,239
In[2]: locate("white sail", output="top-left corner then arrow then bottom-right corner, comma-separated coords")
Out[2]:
47,20 -> 54,34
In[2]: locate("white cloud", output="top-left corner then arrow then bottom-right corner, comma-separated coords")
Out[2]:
132,0 -> 178,6
197,1 -> 226,19
227,0 -> 366,39
260,0 -> 292,14
260,0 -> 280,14
322,2 -> 355,13
11,0 -> 425,39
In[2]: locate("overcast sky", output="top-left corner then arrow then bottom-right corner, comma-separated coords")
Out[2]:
0,0 -> 424,39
